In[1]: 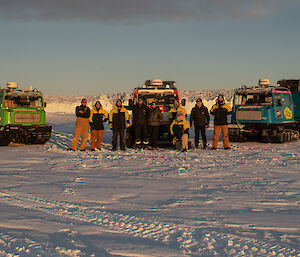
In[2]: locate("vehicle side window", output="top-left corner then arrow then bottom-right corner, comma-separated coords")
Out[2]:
234,94 -> 243,105
282,94 -> 291,107
274,94 -> 282,106
4,96 -> 13,107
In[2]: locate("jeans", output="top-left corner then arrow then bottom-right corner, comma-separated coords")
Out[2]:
194,126 -> 207,147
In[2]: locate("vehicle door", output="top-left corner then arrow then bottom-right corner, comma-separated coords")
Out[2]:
281,94 -> 293,121
273,94 -> 284,121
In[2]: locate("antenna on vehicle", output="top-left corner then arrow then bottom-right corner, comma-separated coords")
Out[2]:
258,78 -> 270,87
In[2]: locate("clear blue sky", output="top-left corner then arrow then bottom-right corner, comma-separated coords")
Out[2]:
0,1 -> 299,95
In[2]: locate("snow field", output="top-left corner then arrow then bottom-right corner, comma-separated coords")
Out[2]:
0,113 -> 299,256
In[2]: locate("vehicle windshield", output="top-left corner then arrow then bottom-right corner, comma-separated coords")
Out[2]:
138,93 -> 178,106
4,95 -> 43,108
235,93 -> 273,106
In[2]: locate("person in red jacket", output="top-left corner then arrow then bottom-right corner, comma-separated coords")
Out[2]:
210,94 -> 232,149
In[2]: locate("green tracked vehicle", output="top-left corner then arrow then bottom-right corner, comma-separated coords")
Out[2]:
0,82 -> 52,146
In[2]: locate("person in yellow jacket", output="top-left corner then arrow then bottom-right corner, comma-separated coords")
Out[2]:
210,94 -> 232,149
170,111 -> 189,152
89,101 -> 108,151
109,99 -> 130,151
168,100 -> 187,121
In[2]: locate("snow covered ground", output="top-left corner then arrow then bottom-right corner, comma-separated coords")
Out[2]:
0,112 -> 299,257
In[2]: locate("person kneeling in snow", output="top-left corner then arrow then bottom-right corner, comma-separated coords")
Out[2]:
170,111 -> 189,152
89,101 -> 108,151
168,100 -> 187,122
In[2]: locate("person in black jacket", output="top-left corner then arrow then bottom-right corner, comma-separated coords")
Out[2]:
190,98 -> 210,149
210,94 -> 232,149
89,101 -> 108,151
109,99 -> 130,151
68,98 -> 91,151
132,98 -> 150,147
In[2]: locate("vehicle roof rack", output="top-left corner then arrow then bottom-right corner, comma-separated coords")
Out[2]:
137,80 -> 177,90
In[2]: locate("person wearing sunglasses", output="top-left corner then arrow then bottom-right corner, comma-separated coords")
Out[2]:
68,98 -> 90,151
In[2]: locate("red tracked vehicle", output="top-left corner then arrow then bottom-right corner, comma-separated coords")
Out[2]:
126,79 -> 186,147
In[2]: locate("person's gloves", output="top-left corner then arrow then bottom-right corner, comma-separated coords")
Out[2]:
172,137 -> 177,145
109,123 -> 113,129
206,124 -> 209,128
126,121 -> 130,128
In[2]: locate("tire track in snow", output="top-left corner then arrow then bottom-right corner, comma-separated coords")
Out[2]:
0,191 -> 197,255
0,231 -> 82,257
0,191 -> 299,256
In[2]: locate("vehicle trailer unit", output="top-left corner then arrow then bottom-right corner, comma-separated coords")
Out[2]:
0,82 -> 52,146
228,79 -> 300,143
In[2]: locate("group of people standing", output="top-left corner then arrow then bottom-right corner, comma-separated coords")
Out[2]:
68,98 -> 129,151
68,94 -> 232,152
132,98 -> 163,149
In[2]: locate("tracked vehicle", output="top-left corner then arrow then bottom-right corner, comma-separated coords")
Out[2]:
126,79 -> 186,147
0,82 -> 52,146
228,79 -> 299,143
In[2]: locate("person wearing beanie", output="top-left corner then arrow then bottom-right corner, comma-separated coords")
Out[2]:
89,101 -> 108,151
109,99 -> 130,151
210,94 -> 232,149
168,100 -> 187,122
68,98 -> 91,151
170,111 -> 189,152
190,98 -> 210,149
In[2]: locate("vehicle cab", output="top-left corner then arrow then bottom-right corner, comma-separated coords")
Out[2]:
128,79 -> 185,126
126,79 -> 186,146
231,84 -> 295,125
0,82 -> 51,145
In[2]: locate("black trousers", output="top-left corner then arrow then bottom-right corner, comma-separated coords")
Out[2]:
194,126 -> 207,147
112,128 -> 125,149
149,126 -> 160,148
134,124 -> 148,142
